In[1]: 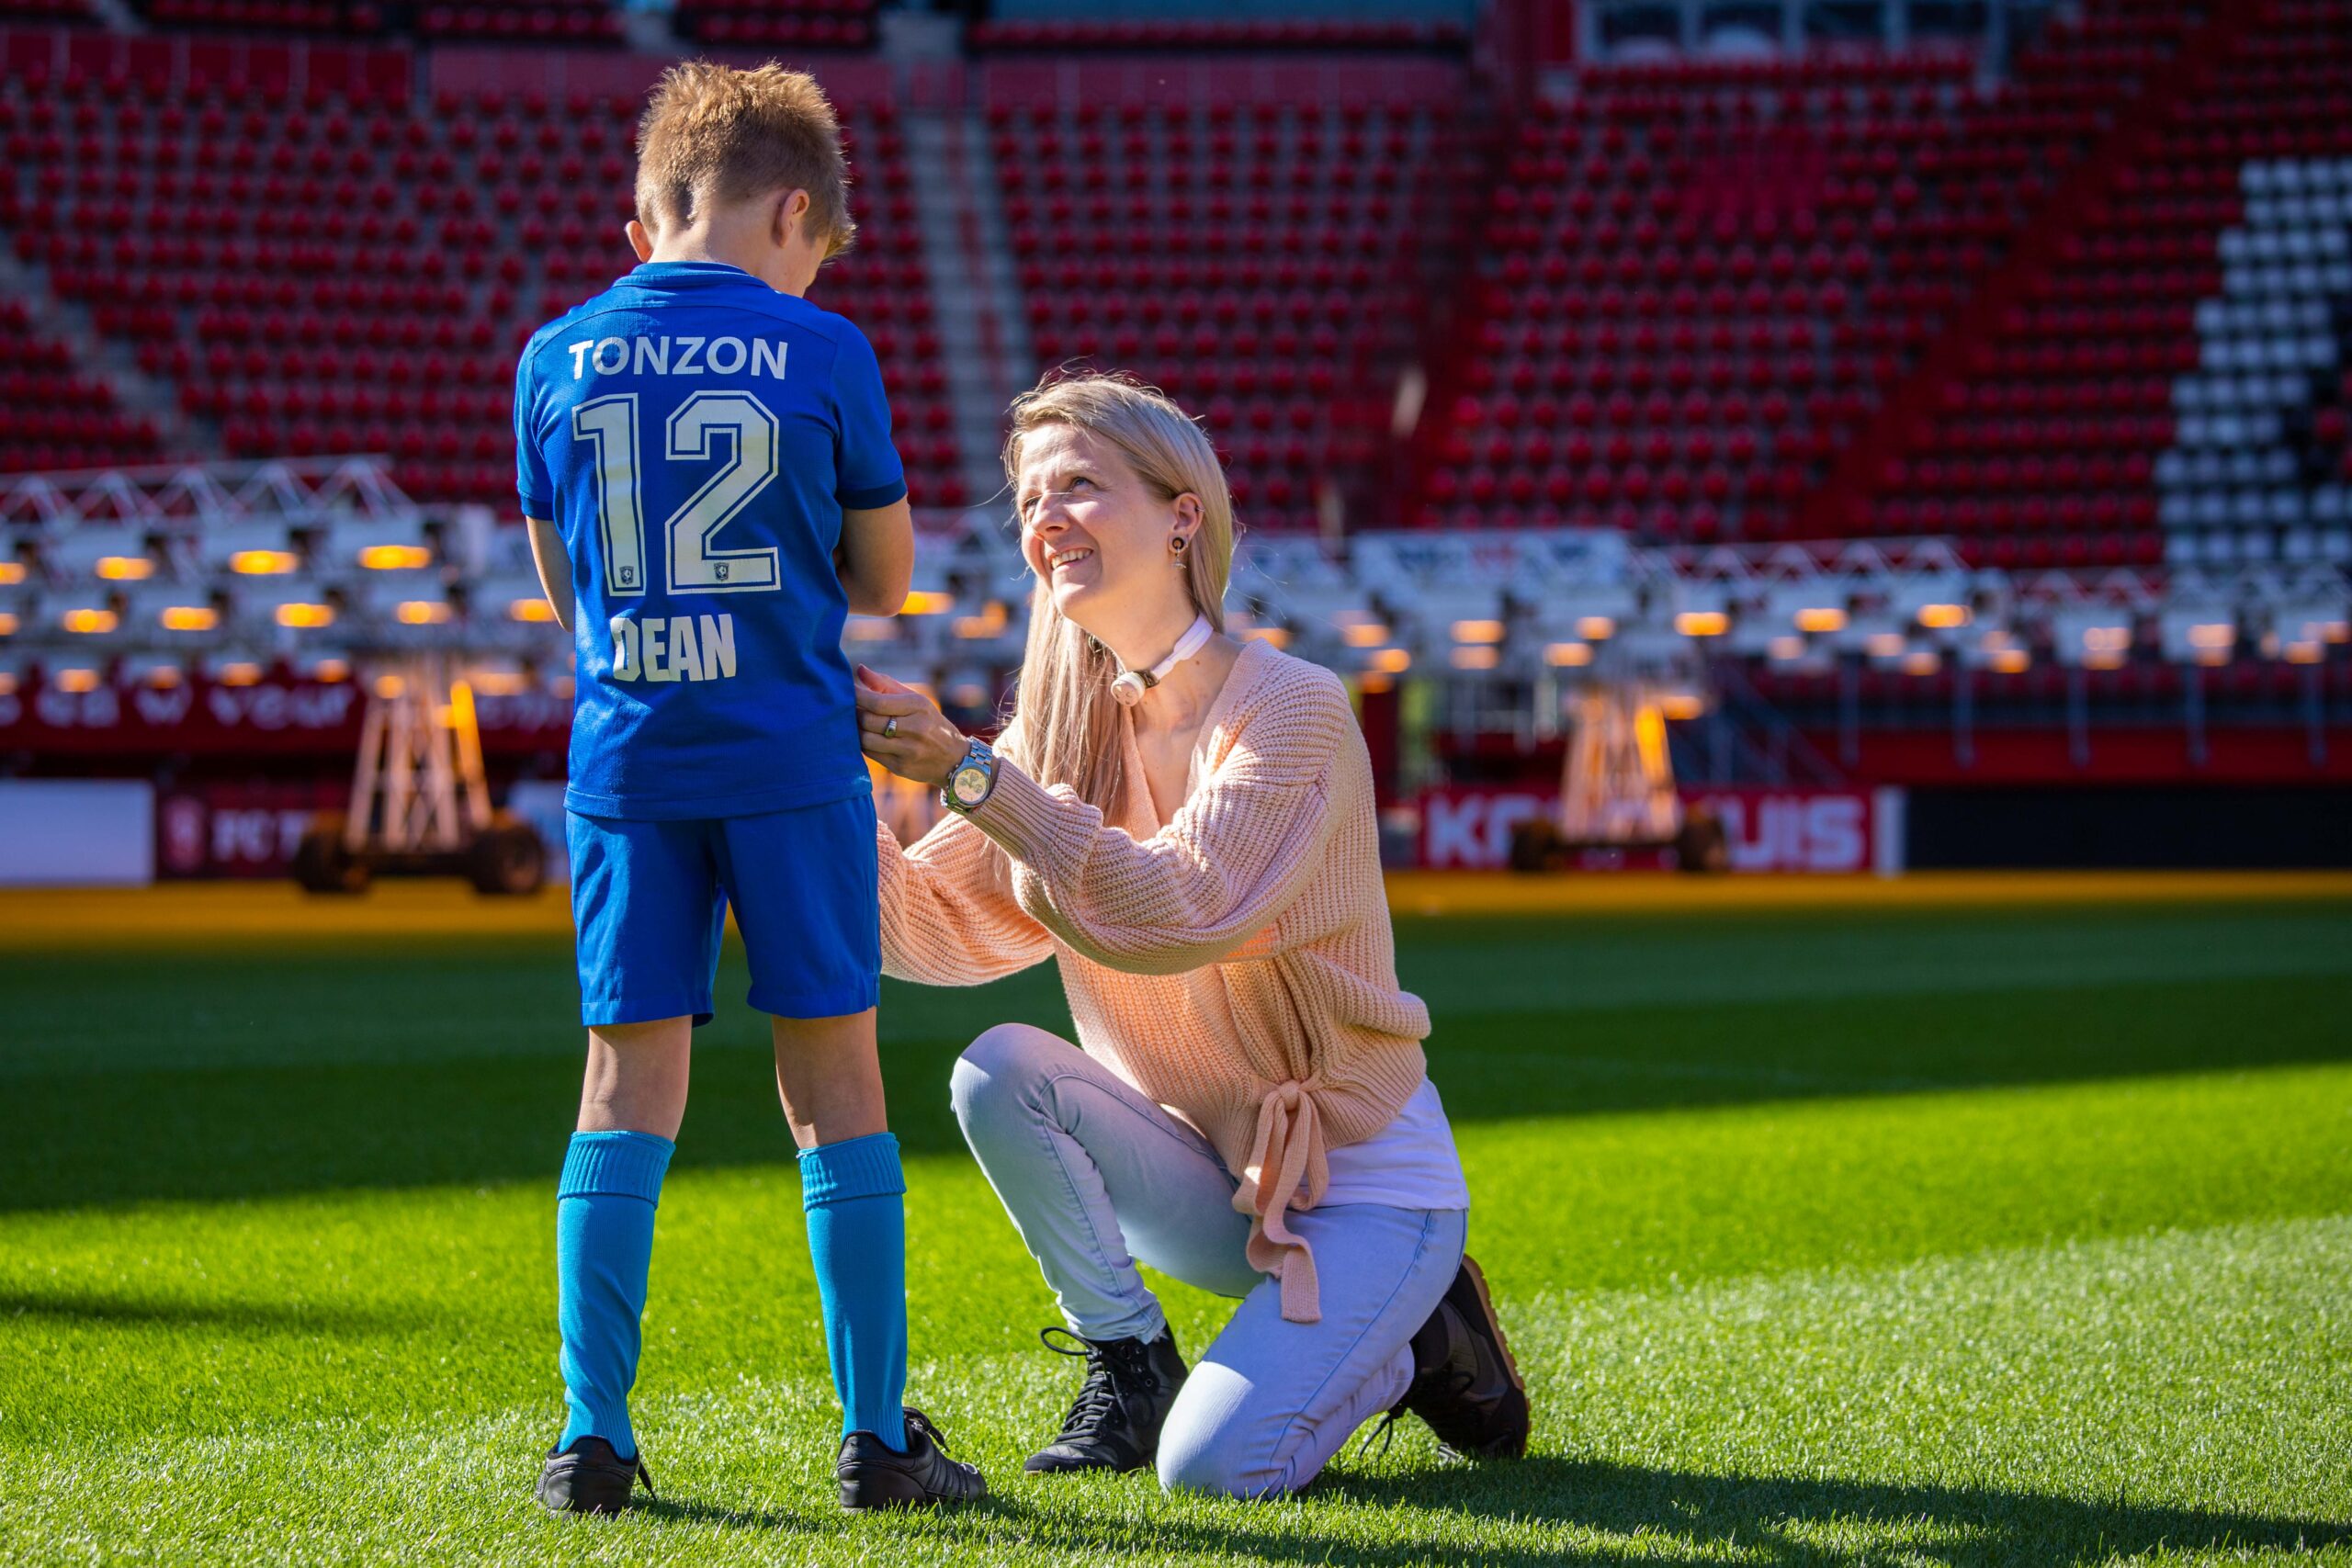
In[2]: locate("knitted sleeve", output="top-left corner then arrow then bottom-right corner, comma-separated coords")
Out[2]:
876,809 -> 1056,987
964,667 -> 1352,976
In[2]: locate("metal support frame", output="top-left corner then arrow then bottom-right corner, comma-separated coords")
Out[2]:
4,452 -> 2340,810
0,456 -> 413,536
343,653 -> 492,858
0,455 -> 531,885
1559,684 -> 1683,845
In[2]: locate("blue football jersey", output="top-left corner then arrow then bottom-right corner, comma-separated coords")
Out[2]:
514,261 -> 903,820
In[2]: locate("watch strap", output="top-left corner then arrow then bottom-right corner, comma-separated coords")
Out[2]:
943,738 -> 997,814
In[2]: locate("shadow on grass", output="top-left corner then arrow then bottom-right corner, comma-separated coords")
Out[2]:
0,1039 -> 980,1213
1325,1456 -> 2352,1565
629,1457 -> 2352,1567
0,1286 -> 413,1336
635,1488 -> 1655,1568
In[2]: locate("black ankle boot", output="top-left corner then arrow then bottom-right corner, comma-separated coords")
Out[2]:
1388,1256 -> 1529,1460
534,1435 -> 654,1515
837,1406 -> 989,1511
1023,1325 -> 1188,1474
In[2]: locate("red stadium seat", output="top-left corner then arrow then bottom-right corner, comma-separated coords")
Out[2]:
0,73 -> 953,508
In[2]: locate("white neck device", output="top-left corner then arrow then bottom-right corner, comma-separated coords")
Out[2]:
1110,615 -> 1214,707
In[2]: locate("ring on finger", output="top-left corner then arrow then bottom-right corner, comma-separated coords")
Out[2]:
882,716 -> 899,739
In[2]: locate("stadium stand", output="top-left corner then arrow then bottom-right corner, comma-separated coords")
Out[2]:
0,0 -> 2335,897
0,298 -> 161,472
1417,51 -> 1983,542
2147,2 -> 2352,571
1826,1 -> 2352,576
969,17 -> 1466,51
0,0 -> 99,22
13,2 -> 2324,556
671,0 -> 878,51
0,42 -> 956,507
1416,2 -> 2245,554
108,0 -> 631,40
2157,155 -> 2352,570
416,3 -> 625,47
990,62 -> 1462,531
0,4 -> 2341,748
130,0 -> 389,36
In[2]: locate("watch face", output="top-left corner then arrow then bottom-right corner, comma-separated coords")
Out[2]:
952,764 -> 990,805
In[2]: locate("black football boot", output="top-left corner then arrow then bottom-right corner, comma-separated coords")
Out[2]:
534,1435 -> 656,1515
837,1406 -> 989,1511
1023,1325 -> 1188,1474
1389,1255 -> 1530,1459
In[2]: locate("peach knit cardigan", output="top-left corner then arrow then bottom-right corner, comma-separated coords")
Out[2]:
872,637 -> 1431,1323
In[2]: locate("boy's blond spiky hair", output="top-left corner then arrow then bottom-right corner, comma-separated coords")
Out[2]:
634,62 -> 856,256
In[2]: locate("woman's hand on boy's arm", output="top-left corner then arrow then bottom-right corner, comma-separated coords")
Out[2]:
837,498 -> 915,616
854,664 -> 965,789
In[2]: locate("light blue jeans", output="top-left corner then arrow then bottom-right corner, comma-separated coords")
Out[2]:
950,1022 -> 1466,1498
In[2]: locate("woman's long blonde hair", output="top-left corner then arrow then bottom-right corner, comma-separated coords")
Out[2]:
998,372 -> 1237,825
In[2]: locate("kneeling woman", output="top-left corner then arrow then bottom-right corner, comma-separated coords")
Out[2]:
854,374 -> 1528,1498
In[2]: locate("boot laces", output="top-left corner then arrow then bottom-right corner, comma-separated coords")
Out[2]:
902,1407 -> 955,1456
1355,1366 -> 1476,1461
1041,1326 -> 1133,1440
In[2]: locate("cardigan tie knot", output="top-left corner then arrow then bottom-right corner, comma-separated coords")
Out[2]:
1234,1075 -> 1328,1323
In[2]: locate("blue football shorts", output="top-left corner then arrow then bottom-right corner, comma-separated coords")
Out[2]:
566,793 -> 882,1028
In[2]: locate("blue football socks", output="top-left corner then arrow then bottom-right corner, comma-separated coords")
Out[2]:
554,1129 -> 674,1460
799,1132 -> 910,1451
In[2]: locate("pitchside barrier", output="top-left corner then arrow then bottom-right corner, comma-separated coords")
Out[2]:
6,774 -> 1909,885
37,775 -> 2352,880
1414,784 -> 1908,874
123,768 -> 872,882
0,779 -> 153,886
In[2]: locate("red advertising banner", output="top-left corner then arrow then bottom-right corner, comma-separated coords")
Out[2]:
0,676 -> 569,761
155,779 -> 346,879
1416,785 -> 1903,874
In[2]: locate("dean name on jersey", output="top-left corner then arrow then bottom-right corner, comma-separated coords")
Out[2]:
609,612 -> 740,684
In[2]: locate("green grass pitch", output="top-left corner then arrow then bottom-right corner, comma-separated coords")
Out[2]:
2,886 -> 2348,1564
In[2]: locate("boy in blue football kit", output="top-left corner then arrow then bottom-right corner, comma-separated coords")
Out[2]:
514,62 -> 984,1514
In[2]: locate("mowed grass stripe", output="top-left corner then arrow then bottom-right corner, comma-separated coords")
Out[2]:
1392,903 -> 2352,1016
6,964 -> 2343,1213
9,900 -> 2345,1081
1428,970 -> 2352,1114
3,889 -> 2346,1564
5,1061 -> 2346,1444
4,1214 -> 2344,1565
6,870 -> 2349,951
1529,1213 -> 2352,1523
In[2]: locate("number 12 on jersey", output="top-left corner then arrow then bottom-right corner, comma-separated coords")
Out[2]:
571,390 -> 784,596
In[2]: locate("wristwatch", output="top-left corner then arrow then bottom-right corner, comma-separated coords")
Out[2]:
941,737 -> 998,815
